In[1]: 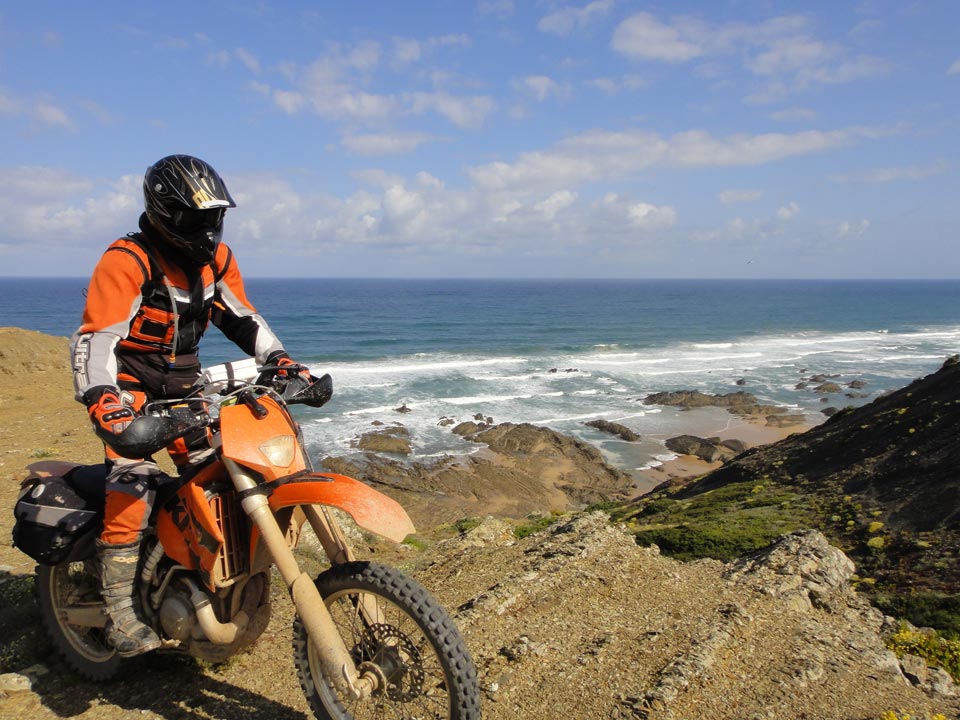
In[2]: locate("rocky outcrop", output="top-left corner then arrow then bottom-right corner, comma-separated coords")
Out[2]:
584,419 -> 640,442
765,413 -> 808,428
354,424 -> 413,455
643,390 -> 788,418
673,355 -> 960,597
323,422 -> 637,527
665,435 -> 746,463
416,515 -> 958,720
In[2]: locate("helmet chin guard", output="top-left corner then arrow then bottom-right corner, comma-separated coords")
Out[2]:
143,155 -> 236,264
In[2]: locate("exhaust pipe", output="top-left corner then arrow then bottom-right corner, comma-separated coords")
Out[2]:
184,579 -> 250,645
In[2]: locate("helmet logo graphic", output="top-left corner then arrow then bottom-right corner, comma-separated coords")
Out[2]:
143,154 -> 236,264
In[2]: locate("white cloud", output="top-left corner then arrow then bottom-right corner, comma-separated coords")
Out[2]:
517,75 -> 570,102
478,0 -> 514,18
391,35 -> 470,66
0,167 -> 138,245
262,42 -> 493,128
746,36 -> 835,77
0,90 -> 75,130
796,54 -> 889,86
948,59 -> 960,76
405,92 -> 494,129
768,107 -> 817,122
538,0 -> 615,37
35,98 -> 73,129
611,12 -> 889,98
612,13 -> 703,62
235,48 -> 261,74
342,132 -> 434,156
586,74 -> 647,94
626,202 -> 676,228
534,190 -> 577,220
393,37 -> 422,64
835,219 -> 869,240
0,93 -> 24,116
273,89 -> 306,114
719,189 -> 763,205
829,160 -> 948,183
467,125 -> 889,195
776,201 -> 800,220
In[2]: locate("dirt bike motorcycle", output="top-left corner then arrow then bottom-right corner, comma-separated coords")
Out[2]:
15,360 -> 480,719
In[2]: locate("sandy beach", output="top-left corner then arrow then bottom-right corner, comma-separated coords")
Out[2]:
632,412 -> 813,492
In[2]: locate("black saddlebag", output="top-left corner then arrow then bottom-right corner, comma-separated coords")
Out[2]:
12,464 -> 105,565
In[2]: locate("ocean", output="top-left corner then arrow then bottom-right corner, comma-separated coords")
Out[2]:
2,278 -> 959,474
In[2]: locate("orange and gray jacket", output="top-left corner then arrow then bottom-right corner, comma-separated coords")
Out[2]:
70,225 -> 284,401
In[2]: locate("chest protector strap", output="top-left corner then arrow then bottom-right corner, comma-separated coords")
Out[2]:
114,234 -> 224,363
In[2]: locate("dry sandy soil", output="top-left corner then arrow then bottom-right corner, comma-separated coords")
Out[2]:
0,328 -> 955,720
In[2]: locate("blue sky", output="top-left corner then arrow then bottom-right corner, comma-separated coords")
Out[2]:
1,1 -> 958,278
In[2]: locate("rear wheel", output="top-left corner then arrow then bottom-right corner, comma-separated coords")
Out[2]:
36,560 -> 124,681
293,561 -> 480,720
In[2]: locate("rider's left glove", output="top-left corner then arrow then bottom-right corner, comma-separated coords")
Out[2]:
84,386 -> 135,438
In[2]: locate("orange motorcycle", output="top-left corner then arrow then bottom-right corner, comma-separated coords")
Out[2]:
15,360 -> 480,719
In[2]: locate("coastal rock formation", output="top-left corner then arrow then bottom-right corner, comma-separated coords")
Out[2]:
643,389 -> 788,418
353,424 -> 413,455
322,422 -> 637,526
584,419 -> 640,442
665,434 -> 742,463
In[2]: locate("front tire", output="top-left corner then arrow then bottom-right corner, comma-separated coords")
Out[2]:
293,561 -> 480,720
36,560 -> 124,681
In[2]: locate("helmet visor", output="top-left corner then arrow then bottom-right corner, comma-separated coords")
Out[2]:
173,207 -> 225,232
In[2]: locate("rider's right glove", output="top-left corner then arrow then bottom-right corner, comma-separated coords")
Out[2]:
270,351 -> 313,382
84,386 -> 135,438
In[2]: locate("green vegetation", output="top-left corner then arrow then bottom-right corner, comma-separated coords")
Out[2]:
453,517 -> 483,535
611,481 -> 807,562
402,535 -> 429,551
873,592 -> 960,641
886,622 -> 960,683
514,511 -> 565,539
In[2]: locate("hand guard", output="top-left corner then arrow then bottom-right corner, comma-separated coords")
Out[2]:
86,387 -> 135,437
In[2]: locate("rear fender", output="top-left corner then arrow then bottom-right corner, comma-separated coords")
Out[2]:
262,472 -> 415,543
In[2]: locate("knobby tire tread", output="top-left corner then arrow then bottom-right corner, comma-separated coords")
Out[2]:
293,560 -> 480,720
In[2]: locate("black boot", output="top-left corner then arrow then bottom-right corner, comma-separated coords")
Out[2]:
96,537 -> 161,657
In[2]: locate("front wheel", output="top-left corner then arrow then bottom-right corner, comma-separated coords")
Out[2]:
36,560 -> 124,681
293,561 -> 480,720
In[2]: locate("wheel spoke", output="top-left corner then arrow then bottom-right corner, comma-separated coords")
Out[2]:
293,562 -> 477,720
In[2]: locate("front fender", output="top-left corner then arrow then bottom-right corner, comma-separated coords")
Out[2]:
267,472 -> 415,543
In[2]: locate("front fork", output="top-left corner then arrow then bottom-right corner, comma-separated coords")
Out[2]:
224,459 -> 377,700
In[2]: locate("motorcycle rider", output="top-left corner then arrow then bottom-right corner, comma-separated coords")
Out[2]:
70,154 -> 308,656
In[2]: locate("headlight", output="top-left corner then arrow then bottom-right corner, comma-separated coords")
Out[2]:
258,435 -> 296,467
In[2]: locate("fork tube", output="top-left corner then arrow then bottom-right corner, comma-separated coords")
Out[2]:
302,504 -> 355,565
301,504 -> 383,625
223,458 -> 374,699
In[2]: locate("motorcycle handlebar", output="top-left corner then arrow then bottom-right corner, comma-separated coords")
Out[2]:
105,369 -> 333,458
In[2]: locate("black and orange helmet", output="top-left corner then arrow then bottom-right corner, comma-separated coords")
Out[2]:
143,154 -> 236,264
